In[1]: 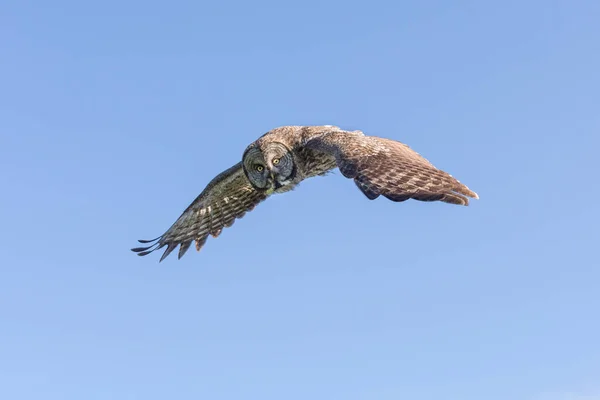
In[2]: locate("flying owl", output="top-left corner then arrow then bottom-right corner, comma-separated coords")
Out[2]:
132,125 -> 478,261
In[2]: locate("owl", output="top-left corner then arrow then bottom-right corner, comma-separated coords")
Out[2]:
132,125 -> 478,261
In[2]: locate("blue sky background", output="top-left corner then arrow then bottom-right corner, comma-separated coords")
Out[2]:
1,1 -> 599,399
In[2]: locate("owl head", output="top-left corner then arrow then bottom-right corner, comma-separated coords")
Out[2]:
242,142 -> 296,191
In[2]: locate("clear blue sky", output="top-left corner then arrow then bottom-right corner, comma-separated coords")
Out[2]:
1,1 -> 599,399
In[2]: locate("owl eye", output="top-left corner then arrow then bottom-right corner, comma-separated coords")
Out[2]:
255,165 -> 264,172
272,158 -> 280,165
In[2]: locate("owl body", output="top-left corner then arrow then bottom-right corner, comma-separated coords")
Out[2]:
132,125 -> 478,261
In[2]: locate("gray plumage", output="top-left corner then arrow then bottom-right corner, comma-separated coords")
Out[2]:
132,125 -> 478,261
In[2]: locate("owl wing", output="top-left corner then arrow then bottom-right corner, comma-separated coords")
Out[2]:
131,162 -> 268,261
303,129 -> 478,205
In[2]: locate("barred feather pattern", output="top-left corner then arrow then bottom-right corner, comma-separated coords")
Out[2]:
131,163 -> 268,262
304,131 -> 478,205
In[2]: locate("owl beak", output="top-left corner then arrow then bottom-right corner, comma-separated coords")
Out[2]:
266,173 -> 275,188
269,172 -> 283,190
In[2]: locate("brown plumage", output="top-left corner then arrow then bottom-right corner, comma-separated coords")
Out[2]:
132,125 -> 478,261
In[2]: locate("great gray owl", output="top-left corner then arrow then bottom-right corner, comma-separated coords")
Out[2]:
132,125 -> 478,261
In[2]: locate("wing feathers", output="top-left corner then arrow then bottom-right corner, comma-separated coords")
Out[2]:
305,132 -> 478,206
159,242 -> 178,262
354,176 -> 380,200
131,163 -> 268,261
178,240 -> 193,259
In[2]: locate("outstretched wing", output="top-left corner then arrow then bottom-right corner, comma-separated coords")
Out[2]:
303,129 -> 478,205
132,162 -> 268,261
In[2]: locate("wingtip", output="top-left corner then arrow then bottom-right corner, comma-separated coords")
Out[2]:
131,245 -> 154,253
132,237 -> 163,257
137,236 -> 161,244
158,243 -> 177,262
461,190 -> 479,205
